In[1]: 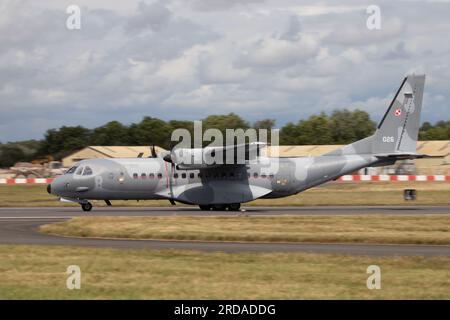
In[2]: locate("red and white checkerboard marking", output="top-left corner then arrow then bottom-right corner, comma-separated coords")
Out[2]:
0,178 -> 54,184
337,175 -> 450,182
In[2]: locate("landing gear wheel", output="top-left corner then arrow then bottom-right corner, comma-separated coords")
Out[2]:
81,202 -> 93,212
212,204 -> 227,211
228,203 -> 241,211
199,205 -> 211,211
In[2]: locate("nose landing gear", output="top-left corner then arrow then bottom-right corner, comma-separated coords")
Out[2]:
81,202 -> 93,212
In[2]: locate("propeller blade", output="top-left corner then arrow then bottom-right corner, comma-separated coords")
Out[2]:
151,145 -> 157,158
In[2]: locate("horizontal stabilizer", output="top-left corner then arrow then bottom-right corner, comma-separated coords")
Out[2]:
374,153 -> 444,160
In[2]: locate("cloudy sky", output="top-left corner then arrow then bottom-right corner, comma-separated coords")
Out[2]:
1,0 -> 450,142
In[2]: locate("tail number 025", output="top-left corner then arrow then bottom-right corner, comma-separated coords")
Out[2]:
382,136 -> 395,143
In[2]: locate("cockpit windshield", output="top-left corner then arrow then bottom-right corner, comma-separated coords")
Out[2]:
65,166 -> 78,174
83,166 -> 93,176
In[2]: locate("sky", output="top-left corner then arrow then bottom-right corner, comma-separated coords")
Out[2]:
1,0 -> 450,142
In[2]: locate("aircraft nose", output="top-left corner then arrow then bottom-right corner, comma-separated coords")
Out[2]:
47,184 -> 51,194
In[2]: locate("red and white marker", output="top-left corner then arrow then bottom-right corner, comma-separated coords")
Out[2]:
394,108 -> 402,116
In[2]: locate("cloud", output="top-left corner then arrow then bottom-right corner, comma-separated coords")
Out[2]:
126,1 -> 172,32
186,0 -> 266,12
0,0 -> 450,142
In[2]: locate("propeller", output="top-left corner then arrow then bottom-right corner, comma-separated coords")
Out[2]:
149,145 -> 157,158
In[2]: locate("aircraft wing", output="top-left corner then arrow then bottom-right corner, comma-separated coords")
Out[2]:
165,142 -> 266,170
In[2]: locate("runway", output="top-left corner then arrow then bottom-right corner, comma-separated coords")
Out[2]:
0,206 -> 449,257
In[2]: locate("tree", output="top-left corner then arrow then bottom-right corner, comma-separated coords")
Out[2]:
253,119 -> 276,143
253,119 -> 276,131
37,126 -> 92,160
419,120 -> 450,140
296,113 -> 333,144
280,122 -> 301,145
202,113 -> 249,133
280,113 -> 333,145
168,120 -> 195,133
168,120 -> 195,148
201,113 -> 250,146
329,109 -> 376,144
0,144 -> 26,168
90,121 -> 130,145
128,117 -> 173,149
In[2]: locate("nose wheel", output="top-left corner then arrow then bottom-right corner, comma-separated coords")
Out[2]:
81,202 -> 93,212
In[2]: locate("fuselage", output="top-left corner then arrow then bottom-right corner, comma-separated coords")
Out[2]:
49,154 -> 390,205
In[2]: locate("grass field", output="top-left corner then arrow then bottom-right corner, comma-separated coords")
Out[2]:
1,181 -> 450,207
0,245 -> 449,299
40,214 -> 450,245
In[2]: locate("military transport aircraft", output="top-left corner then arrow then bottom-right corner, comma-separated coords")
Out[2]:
48,75 -> 427,211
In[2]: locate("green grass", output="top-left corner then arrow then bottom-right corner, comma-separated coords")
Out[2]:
40,214 -> 450,245
1,182 -> 450,207
0,245 -> 449,299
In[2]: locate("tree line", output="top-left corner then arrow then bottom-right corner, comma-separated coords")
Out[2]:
0,110 -> 449,168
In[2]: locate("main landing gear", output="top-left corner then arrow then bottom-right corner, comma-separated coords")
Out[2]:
199,203 -> 241,211
81,202 -> 93,212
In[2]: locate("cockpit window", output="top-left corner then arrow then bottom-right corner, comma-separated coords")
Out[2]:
83,166 -> 93,176
75,167 -> 84,175
66,166 -> 78,174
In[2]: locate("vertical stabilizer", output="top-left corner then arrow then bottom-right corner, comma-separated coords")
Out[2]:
371,74 -> 425,154
325,74 -> 426,156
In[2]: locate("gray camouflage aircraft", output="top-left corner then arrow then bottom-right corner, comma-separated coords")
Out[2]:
48,74 -> 428,211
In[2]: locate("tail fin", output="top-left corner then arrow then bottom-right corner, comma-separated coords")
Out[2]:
326,74 -> 426,156
371,74 -> 425,154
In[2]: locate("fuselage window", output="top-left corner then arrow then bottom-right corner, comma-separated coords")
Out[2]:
66,166 -> 78,174
157,173 -> 163,179
269,174 -> 275,179
133,173 -> 138,179
174,173 -> 179,179
141,173 -> 147,179
261,174 -> 267,178
182,173 -> 186,179
253,172 -> 259,178
76,167 -> 84,175
83,166 -> 93,176
189,173 -> 194,179
149,173 -> 155,179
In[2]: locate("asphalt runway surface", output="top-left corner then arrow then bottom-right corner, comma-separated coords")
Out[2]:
0,206 -> 449,257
